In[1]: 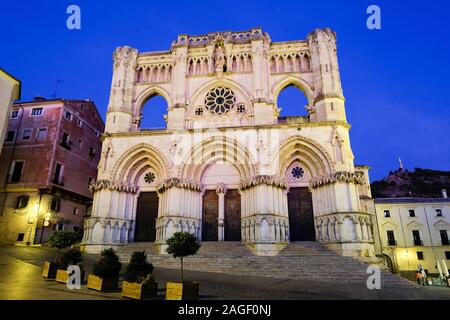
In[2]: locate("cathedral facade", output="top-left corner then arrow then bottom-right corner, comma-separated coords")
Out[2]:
81,28 -> 376,257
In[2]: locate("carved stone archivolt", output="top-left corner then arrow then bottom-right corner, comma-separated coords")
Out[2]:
156,177 -> 202,193
89,179 -> 138,194
310,171 -> 364,189
239,175 -> 288,191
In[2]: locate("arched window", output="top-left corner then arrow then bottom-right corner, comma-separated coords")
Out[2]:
277,84 -> 309,117
139,94 -> 168,130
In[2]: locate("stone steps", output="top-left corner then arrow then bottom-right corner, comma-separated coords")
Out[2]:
115,242 -> 417,288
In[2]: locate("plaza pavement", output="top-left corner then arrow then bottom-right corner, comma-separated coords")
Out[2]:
0,244 -> 449,300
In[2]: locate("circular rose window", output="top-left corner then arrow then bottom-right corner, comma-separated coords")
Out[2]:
205,87 -> 236,115
144,172 -> 155,184
291,166 -> 305,179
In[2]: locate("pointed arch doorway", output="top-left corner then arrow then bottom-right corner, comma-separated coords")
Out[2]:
288,187 -> 315,241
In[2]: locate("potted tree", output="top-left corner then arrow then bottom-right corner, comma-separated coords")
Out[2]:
165,232 -> 200,300
43,230 -> 78,279
122,251 -> 157,300
55,248 -> 84,284
87,248 -> 121,291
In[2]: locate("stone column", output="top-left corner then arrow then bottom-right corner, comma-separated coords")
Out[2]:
216,183 -> 227,241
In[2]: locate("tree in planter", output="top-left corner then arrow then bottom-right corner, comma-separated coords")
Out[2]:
92,248 -> 122,279
122,251 -> 157,299
48,231 -> 78,263
88,248 -> 122,291
60,248 -> 83,269
123,251 -> 154,283
166,232 -> 200,283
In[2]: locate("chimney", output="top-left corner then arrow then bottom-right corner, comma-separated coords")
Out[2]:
442,189 -> 448,199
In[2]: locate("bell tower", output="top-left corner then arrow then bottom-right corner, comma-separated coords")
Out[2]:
308,28 -> 346,122
105,46 -> 138,133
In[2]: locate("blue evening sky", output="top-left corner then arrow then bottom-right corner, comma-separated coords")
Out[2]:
1,0 -> 449,180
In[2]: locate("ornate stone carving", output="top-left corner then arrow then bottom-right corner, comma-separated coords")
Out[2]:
239,175 -> 288,191
88,179 -> 138,194
213,35 -> 226,73
310,171 -> 365,189
215,183 -> 227,195
157,177 -> 202,193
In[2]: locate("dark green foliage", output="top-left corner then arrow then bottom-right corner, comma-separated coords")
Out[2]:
166,232 -> 200,282
48,231 -> 78,262
92,248 -> 122,278
48,231 -> 78,249
123,251 -> 154,283
60,248 -> 83,269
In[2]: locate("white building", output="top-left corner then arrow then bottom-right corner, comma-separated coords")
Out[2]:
81,28 -> 377,257
0,68 -> 21,155
374,191 -> 450,280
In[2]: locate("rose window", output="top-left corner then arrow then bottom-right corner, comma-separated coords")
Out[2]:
205,87 -> 236,114
291,166 -> 304,179
144,172 -> 156,184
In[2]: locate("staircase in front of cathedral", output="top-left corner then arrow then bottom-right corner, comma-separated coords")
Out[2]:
115,242 -> 416,288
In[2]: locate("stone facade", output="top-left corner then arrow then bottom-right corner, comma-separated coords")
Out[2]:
0,99 -> 104,244
374,195 -> 450,280
0,68 -> 21,156
82,28 -> 376,257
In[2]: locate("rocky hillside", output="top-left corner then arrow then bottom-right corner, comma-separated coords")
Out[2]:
371,168 -> 450,198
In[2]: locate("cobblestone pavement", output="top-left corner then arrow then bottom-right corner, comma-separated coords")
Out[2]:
0,244 -> 449,300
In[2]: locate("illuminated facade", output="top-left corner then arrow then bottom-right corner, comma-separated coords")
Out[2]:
82,28 -> 376,257
0,98 -> 104,244
374,193 -> 450,280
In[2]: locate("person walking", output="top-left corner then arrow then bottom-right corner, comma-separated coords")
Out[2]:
416,271 -> 422,285
420,268 -> 427,286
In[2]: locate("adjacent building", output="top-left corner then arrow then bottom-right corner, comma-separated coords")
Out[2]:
0,68 -> 21,155
374,190 -> 450,280
82,28 -> 377,258
0,98 -> 104,244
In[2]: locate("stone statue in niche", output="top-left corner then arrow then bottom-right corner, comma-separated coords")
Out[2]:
213,35 -> 226,73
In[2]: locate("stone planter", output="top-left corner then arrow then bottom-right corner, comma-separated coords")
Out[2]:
42,261 -> 58,279
122,281 -> 158,300
87,274 -> 119,291
166,282 -> 199,300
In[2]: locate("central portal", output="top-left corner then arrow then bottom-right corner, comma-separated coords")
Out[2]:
225,189 -> 241,241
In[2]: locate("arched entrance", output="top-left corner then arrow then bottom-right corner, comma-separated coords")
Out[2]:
287,187 -> 315,241
134,192 -> 158,242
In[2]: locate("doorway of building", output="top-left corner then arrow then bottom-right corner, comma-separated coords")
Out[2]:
202,190 -> 218,241
288,187 -> 315,241
134,192 -> 158,242
224,189 -> 241,241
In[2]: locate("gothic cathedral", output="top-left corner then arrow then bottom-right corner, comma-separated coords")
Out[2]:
81,28 -> 376,258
